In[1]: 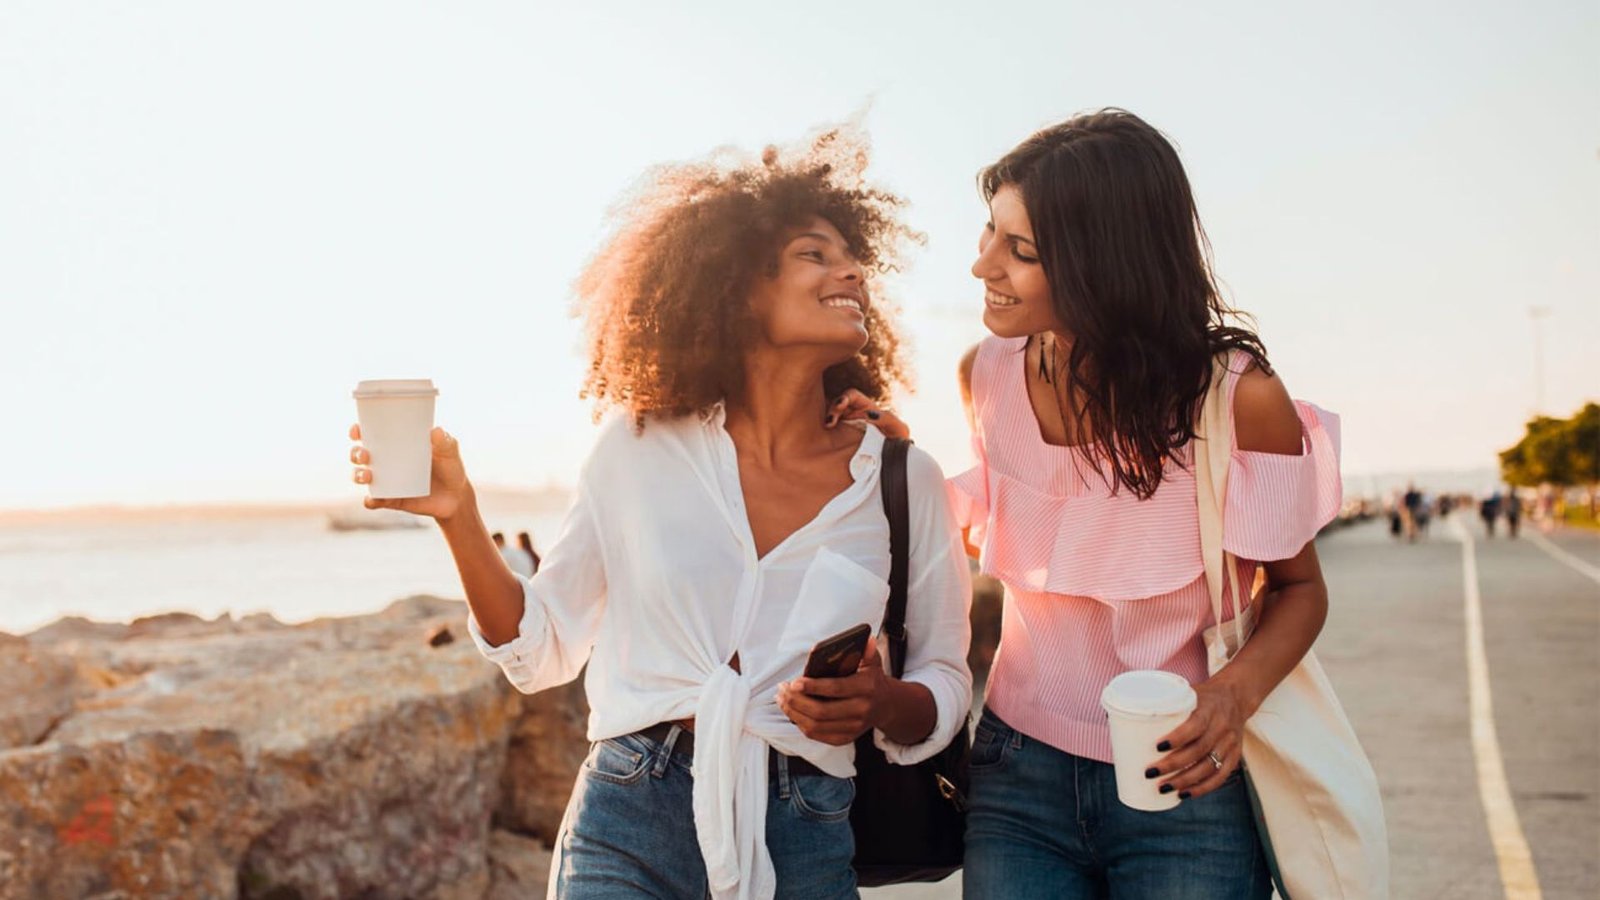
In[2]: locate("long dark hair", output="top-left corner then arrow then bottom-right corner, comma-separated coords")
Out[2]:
981,108 -> 1269,499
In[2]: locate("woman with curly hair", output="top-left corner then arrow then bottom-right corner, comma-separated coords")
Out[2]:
346,130 -> 972,900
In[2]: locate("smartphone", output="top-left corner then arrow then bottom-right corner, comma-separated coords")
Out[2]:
803,623 -> 872,679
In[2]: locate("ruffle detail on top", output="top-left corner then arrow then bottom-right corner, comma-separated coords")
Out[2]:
948,337 -> 1344,602
947,464 -> 990,550
967,463 -> 1207,602
1222,400 -> 1343,562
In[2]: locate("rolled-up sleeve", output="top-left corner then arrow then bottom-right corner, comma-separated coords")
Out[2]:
875,448 -> 974,764
466,483 -> 607,694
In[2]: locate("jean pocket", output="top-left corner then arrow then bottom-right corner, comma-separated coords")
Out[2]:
790,774 -> 856,823
968,712 -> 1013,772
583,737 -> 650,786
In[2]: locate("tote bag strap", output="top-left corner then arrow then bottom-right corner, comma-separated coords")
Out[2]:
1195,354 -> 1248,653
879,437 -> 912,678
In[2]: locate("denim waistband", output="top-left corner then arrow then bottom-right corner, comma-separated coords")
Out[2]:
630,722 -> 829,778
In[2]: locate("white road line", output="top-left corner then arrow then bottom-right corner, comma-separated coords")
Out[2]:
1525,528 -> 1600,586
1451,517 -> 1543,899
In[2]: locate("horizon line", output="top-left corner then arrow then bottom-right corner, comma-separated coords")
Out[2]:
0,466 -> 1510,522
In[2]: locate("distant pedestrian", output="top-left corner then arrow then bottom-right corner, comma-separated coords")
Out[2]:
1505,492 -> 1523,539
1402,484 -> 1424,542
492,531 -> 535,578
516,531 -> 541,574
1480,492 -> 1502,538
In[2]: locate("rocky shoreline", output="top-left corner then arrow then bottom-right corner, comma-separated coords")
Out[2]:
0,596 -> 586,900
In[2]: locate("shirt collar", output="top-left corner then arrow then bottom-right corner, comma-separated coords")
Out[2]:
698,401 -> 727,427
699,401 -> 884,481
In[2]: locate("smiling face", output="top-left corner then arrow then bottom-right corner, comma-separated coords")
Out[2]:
747,216 -> 871,362
972,183 -> 1062,338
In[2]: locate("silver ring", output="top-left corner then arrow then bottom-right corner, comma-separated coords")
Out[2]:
1207,751 -> 1224,770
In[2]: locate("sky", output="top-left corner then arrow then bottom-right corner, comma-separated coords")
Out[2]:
2,0 -> 1596,509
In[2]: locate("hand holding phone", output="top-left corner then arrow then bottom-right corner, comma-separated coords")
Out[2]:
782,624 -> 888,746
803,623 -> 872,679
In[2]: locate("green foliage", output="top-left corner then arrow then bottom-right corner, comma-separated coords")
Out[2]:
1563,504 -> 1600,532
1500,403 -> 1600,487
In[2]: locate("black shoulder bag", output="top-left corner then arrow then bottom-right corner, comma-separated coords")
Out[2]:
850,437 -> 970,886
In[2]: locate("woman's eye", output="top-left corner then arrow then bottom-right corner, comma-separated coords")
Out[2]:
802,250 -> 826,261
1010,246 -> 1038,264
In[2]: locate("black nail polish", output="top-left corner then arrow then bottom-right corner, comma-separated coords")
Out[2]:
1179,791 -> 1192,800
866,410 -> 881,420
1159,784 -> 1174,795
1157,741 -> 1171,752
1144,767 -> 1159,779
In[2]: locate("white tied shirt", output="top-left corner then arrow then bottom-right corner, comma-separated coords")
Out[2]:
467,408 -> 973,900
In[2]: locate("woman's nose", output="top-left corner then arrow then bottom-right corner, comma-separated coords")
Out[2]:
971,238 -> 996,280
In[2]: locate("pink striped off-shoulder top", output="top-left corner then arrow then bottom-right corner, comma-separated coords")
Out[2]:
947,336 -> 1342,763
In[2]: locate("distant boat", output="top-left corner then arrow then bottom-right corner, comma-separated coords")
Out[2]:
326,507 -> 427,532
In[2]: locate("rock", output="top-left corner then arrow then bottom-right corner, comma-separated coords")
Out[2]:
126,611 -> 212,638
25,616 -> 130,646
428,623 -> 456,647
0,596 -> 558,900
485,828 -> 555,900
0,729 -> 254,900
234,612 -> 286,633
0,636 -> 86,750
229,642 -> 521,900
433,866 -> 491,900
495,677 -> 589,843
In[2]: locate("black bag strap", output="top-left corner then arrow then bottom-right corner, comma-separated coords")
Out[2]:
878,437 -> 911,679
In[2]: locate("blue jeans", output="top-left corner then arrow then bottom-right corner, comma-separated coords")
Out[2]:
554,728 -> 859,899
964,708 -> 1271,900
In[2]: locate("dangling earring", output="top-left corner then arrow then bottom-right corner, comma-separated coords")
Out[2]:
1037,334 -> 1055,384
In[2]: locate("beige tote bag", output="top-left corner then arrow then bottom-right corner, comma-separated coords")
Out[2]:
1194,357 -> 1389,900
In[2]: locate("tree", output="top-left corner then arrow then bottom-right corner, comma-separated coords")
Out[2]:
1501,403 -> 1600,515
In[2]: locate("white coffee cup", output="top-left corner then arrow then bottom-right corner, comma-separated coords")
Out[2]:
1101,669 -> 1197,812
353,379 -> 438,499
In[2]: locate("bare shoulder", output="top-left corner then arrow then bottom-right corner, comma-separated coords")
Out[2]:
958,344 -> 979,397
1231,362 -> 1304,455
952,343 -> 979,432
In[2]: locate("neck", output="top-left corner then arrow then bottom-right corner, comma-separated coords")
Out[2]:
723,349 -> 833,467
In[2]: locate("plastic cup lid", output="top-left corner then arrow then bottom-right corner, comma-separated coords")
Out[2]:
353,379 -> 438,399
1101,670 -> 1196,717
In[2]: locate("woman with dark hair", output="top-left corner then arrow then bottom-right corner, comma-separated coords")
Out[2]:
839,109 -> 1341,897
958,109 -> 1339,898
348,130 -> 971,900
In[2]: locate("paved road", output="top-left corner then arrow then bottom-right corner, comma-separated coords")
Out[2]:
869,518 -> 1600,899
